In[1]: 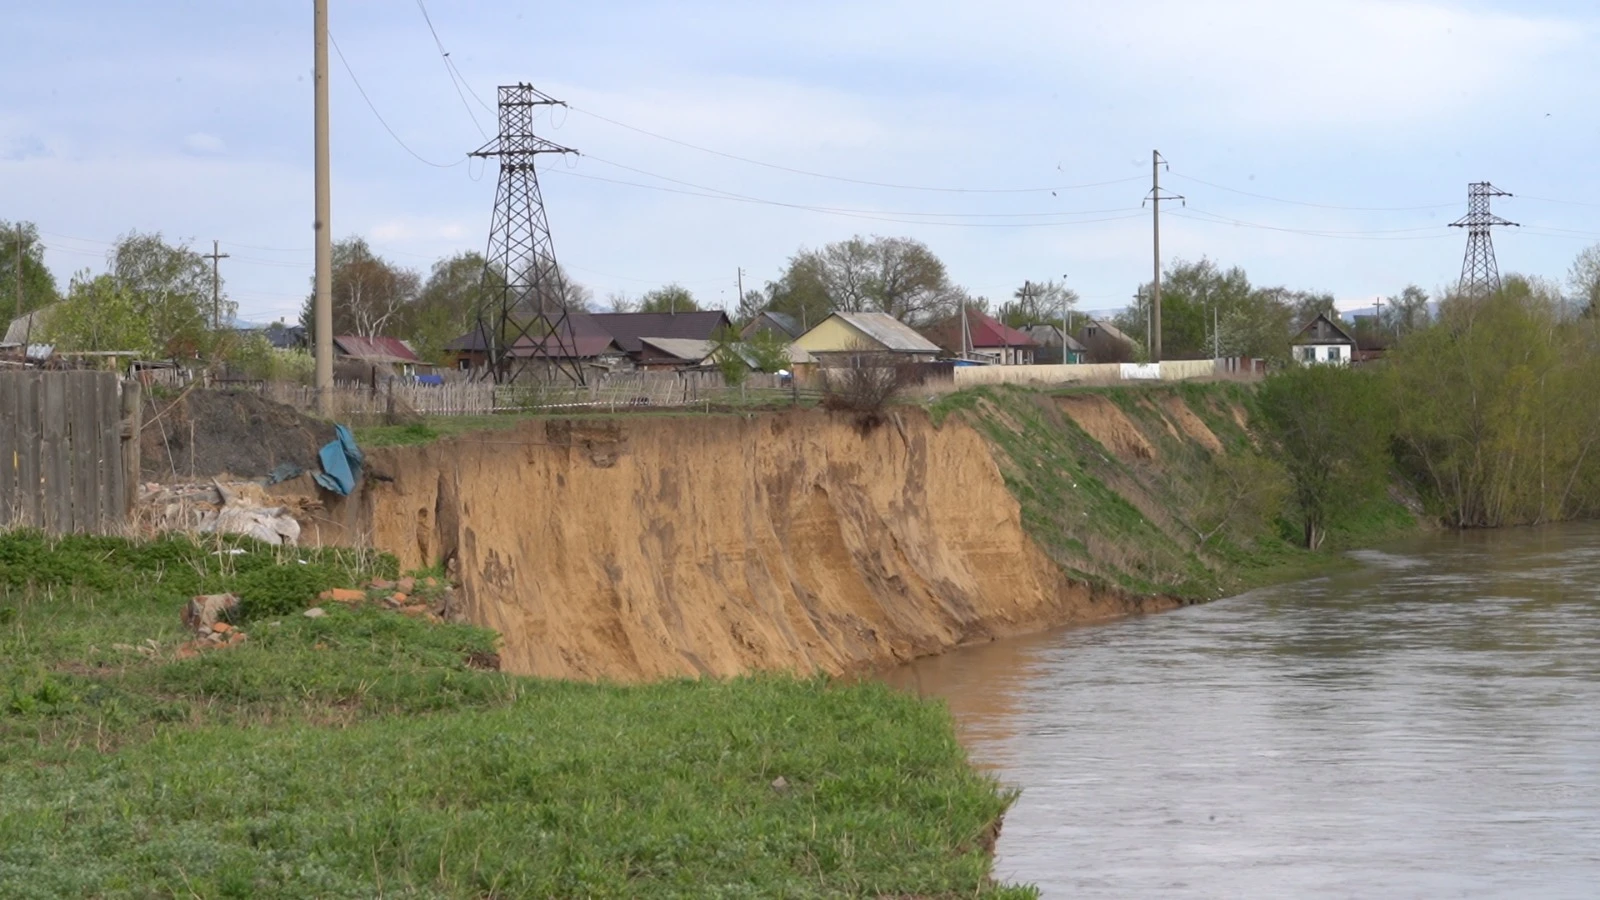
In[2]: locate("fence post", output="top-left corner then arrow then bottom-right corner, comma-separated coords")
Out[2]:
120,378 -> 142,522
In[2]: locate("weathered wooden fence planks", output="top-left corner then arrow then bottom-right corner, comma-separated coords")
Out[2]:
0,371 -> 133,534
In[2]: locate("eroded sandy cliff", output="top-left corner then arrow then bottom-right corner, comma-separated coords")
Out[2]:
351,409 -> 1174,680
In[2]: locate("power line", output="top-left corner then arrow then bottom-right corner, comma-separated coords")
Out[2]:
412,0 -> 490,139
1169,172 -> 1457,212
1171,208 -> 1453,241
569,105 -> 1145,194
581,153 -> 1142,219
545,163 -> 1149,228
327,31 -> 466,168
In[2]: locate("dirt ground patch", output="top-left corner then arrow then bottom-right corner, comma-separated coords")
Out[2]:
1159,396 -> 1224,454
140,389 -> 335,481
1055,395 -> 1158,462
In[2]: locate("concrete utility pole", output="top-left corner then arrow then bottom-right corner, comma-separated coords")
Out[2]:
1060,274 -> 1070,364
1145,150 -> 1183,363
202,240 -> 230,330
313,0 -> 335,416
736,267 -> 745,313
13,224 -> 22,322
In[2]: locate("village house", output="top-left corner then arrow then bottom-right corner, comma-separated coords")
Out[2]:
739,311 -> 804,342
1076,318 -> 1139,362
589,311 -> 731,368
1017,323 -> 1087,364
332,335 -> 427,379
929,309 -> 1041,365
1291,312 -> 1356,366
792,311 -> 942,365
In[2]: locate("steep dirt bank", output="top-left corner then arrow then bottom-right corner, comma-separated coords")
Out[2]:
345,410 -> 1176,680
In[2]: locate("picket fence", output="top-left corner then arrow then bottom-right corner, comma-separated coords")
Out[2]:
254,371 -> 792,418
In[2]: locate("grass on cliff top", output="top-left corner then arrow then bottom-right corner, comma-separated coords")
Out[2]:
929,383 -> 1413,600
0,531 -> 1030,899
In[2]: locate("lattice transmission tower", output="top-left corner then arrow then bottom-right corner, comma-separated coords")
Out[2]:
1449,182 -> 1518,300
469,84 -> 584,385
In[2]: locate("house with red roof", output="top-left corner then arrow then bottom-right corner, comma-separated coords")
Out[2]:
927,309 -> 1041,366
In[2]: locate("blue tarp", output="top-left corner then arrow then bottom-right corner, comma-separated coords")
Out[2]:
312,424 -> 364,495
414,374 -> 444,386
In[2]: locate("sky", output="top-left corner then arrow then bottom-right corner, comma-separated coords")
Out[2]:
4,0 -> 1599,325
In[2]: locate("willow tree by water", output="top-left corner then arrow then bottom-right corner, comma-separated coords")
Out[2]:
1387,277 -> 1600,527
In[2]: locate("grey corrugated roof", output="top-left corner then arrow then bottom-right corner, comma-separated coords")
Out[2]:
639,337 -> 714,362
1079,318 -> 1135,347
590,311 -> 731,355
833,312 -> 941,353
4,305 -> 57,345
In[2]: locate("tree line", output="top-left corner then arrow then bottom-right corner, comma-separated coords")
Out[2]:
1255,265 -> 1600,547
8,217 -> 1600,372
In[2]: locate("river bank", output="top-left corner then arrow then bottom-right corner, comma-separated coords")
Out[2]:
304,383 -> 1413,681
0,531 -> 1032,898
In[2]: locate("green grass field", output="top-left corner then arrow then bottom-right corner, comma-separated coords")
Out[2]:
0,532 -> 1030,899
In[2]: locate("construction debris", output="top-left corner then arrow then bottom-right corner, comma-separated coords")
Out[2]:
182,593 -> 240,632
137,479 -> 313,546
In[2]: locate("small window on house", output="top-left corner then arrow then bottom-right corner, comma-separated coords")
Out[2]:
1301,346 -> 1316,363
458,358 -> 471,371
1327,346 -> 1342,362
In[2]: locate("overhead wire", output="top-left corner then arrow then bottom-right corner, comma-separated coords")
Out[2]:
579,153 -> 1142,219
1167,172 -> 1457,212
413,0 -> 490,140
328,31 -> 467,168
568,105 -> 1145,194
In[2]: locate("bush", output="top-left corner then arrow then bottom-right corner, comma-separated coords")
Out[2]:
231,562 -> 345,619
819,352 -> 917,427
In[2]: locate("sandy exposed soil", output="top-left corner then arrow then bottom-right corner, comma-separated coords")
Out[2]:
348,410 -> 1175,680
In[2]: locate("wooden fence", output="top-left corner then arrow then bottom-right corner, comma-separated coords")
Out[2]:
0,371 -> 138,534
251,371 -> 797,418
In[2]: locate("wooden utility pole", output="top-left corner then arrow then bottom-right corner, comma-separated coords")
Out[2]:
313,0 -> 335,416
202,240 -> 230,330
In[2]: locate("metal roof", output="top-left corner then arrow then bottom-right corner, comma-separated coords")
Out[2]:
590,311 -> 731,355
832,312 -> 942,353
638,337 -> 714,362
511,312 -> 622,359
1019,324 -> 1087,352
333,335 -> 420,364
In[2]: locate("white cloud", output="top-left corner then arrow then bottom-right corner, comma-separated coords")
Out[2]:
183,132 -> 226,155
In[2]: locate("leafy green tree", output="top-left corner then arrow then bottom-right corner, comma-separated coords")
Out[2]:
1125,259 -> 1255,359
43,232 -> 220,357
638,283 -> 700,314
0,220 -> 61,318
760,254 -> 833,332
46,271 -> 152,354
1388,275 -> 1600,526
110,231 -> 220,356
1381,284 -> 1431,335
1570,244 -> 1600,317
396,251 -> 497,365
1255,364 -> 1393,549
298,237 -> 419,338
767,235 -> 961,327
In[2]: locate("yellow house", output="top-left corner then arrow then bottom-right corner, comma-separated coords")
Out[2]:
792,312 -> 941,364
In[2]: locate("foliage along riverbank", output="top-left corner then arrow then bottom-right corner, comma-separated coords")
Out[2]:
933,382 -> 1416,603
0,531 -> 1032,898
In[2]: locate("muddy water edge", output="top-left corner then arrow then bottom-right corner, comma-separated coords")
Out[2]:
882,522 -> 1600,898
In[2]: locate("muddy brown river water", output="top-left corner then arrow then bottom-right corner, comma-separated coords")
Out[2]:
884,524 -> 1600,898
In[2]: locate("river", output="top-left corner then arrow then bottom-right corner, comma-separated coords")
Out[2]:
884,524 -> 1600,898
